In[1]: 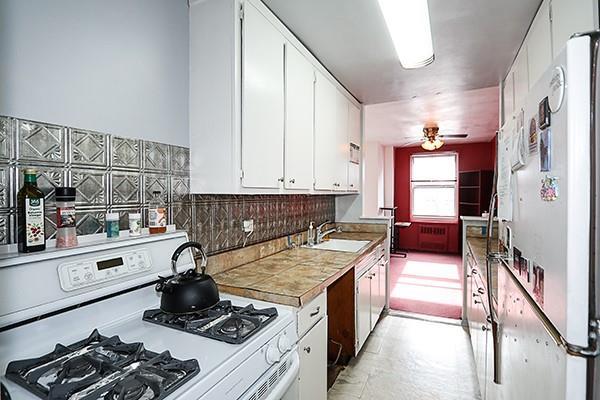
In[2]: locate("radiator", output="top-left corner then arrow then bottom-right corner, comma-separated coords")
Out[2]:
418,225 -> 448,252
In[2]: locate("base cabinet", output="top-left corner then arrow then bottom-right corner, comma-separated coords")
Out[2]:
298,317 -> 327,400
355,246 -> 387,354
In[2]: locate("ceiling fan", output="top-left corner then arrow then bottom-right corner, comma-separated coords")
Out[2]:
403,125 -> 468,150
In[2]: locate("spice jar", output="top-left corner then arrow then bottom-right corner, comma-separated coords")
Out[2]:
55,187 -> 77,248
128,213 -> 141,236
106,213 -> 120,238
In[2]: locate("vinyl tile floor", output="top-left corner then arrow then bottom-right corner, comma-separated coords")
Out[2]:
328,314 -> 481,400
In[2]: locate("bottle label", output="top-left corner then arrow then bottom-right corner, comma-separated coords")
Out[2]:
25,197 -> 45,246
149,207 -> 166,227
57,206 -> 76,228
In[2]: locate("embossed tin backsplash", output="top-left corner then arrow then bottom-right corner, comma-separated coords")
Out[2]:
1,116 -> 335,255
0,115 -> 190,245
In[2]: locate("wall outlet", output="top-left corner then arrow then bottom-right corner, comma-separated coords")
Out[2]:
243,219 -> 254,232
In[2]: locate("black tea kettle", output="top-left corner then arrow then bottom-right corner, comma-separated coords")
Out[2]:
155,241 -> 219,314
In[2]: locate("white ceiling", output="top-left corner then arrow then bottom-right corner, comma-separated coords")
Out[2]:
262,0 -> 541,104
364,86 -> 499,146
262,0 -> 541,146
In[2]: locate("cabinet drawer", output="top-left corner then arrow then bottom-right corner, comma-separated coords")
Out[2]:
298,291 -> 327,338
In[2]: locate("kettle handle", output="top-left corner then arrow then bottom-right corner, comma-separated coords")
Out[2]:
171,241 -> 208,276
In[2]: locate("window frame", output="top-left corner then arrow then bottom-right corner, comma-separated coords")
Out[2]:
410,152 -> 458,223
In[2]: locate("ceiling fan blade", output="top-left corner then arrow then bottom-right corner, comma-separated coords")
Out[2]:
438,134 -> 468,138
402,140 -> 424,147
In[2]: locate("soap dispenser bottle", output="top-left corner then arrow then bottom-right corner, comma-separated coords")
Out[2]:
307,222 -> 315,246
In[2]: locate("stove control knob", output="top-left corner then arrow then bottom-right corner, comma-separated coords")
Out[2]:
266,345 -> 281,364
277,335 -> 291,353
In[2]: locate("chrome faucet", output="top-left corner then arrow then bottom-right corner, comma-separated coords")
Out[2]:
316,221 -> 341,244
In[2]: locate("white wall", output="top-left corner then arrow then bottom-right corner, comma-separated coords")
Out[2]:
361,140 -> 384,217
0,0 -> 189,146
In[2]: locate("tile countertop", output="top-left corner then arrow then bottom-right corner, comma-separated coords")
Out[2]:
466,236 -> 499,305
213,232 -> 386,307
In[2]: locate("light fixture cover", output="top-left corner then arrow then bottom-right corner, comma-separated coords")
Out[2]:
377,0 -> 435,69
421,138 -> 444,151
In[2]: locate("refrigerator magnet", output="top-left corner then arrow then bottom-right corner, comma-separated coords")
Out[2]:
539,96 -> 551,129
548,66 -> 565,113
533,264 -> 545,308
513,247 -> 522,273
539,129 -> 551,172
540,175 -> 559,201
528,117 -> 538,155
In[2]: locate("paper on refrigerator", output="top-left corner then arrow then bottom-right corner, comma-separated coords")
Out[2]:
497,123 -> 513,221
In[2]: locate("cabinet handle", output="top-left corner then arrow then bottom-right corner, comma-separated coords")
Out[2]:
466,274 -> 472,278
481,325 -> 489,332
350,184 -> 354,187
474,300 -> 482,304
477,287 -> 485,295
472,269 -> 478,275
309,307 -> 320,317
278,177 -> 284,182
289,178 -> 295,184
304,346 -> 311,354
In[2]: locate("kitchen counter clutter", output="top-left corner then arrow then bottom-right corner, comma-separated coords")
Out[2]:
213,232 -> 385,307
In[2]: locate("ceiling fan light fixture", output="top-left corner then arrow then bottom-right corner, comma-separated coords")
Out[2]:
421,137 -> 444,151
377,0 -> 435,69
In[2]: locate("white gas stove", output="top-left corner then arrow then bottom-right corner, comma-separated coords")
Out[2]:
0,231 -> 299,400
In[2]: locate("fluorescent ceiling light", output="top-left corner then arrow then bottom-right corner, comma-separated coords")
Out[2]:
377,0 -> 435,69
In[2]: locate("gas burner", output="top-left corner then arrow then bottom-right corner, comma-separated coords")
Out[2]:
142,301 -> 278,344
5,330 -> 199,400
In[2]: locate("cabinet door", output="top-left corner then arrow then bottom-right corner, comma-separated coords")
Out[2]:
370,266 -> 380,331
473,293 -> 488,397
502,71 -> 514,123
347,103 -> 361,191
551,0 -> 595,57
334,93 -> 349,191
356,272 -> 371,353
526,0 -> 552,88
299,317 -> 327,400
314,71 -> 337,190
512,47 -> 529,112
241,2 -> 285,188
348,103 -> 361,146
371,260 -> 387,328
284,43 -> 314,190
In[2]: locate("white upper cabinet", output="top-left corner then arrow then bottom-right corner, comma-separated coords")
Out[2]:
284,43 -> 315,190
189,0 -> 361,194
347,102 -> 360,192
241,2 -> 285,189
551,0 -> 595,56
502,71 -> 514,122
499,0 -> 597,128
314,71 -> 338,191
526,0 -> 552,88
334,92 -> 349,191
512,47 -> 529,112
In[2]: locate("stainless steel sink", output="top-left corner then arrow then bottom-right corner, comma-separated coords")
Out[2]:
302,239 -> 370,253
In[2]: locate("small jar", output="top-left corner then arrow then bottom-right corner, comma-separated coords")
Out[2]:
55,187 -> 78,248
128,213 -> 142,236
106,213 -> 120,238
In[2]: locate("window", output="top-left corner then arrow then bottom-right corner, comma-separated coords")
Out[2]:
410,153 -> 457,221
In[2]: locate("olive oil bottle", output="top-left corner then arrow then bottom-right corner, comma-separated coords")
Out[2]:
17,169 -> 46,252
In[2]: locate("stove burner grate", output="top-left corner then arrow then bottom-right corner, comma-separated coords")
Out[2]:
5,330 -> 199,400
142,300 -> 278,344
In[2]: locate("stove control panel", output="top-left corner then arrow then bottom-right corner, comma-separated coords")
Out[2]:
58,249 -> 152,292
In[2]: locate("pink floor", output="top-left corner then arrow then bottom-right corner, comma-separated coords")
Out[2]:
389,251 -> 463,319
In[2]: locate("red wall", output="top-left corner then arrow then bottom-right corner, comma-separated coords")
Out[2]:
393,141 -> 496,253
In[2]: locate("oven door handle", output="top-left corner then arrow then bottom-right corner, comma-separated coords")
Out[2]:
263,350 -> 300,400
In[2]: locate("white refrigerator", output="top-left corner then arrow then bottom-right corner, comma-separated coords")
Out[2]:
489,32 -> 599,400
